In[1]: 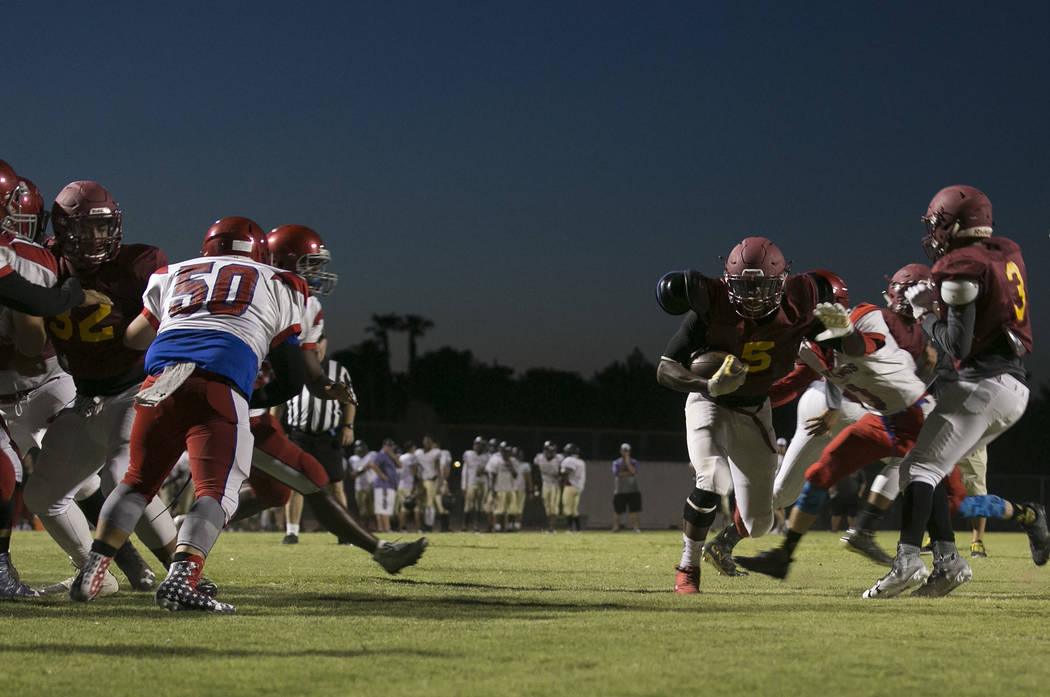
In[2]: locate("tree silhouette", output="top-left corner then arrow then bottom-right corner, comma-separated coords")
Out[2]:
365,313 -> 404,374
402,314 -> 435,371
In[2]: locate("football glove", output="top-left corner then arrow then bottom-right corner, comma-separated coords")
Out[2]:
904,280 -> 938,320
813,302 -> 854,342
707,354 -> 746,397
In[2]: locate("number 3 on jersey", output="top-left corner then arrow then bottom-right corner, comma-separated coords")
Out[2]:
741,341 -> 774,373
170,262 -> 259,318
1005,261 -> 1026,322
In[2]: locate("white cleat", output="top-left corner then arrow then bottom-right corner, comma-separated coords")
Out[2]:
862,544 -> 928,599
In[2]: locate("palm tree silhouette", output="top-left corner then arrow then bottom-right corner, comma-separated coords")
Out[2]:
402,314 -> 434,371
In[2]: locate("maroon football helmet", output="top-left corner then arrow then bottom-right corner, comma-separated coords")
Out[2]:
201,216 -> 269,263
723,237 -> 789,319
1,169 -> 48,243
884,263 -> 932,316
920,185 -> 993,260
808,269 -> 849,308
267,224 -> 337,295
51,181 -> 123,269
0,160 -> 18,211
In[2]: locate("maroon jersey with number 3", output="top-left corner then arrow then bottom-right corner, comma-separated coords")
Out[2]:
46,244 -> 167,395
932,236 -> 1031,362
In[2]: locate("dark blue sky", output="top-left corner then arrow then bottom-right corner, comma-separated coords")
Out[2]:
7,2 -> 1049,382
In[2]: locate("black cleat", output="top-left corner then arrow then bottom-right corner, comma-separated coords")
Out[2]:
281,533 -> 299,545
373,538 -> 429,574
734,548 -> 792,580
1019,503 -> 1050,566
841,528 -> 894,565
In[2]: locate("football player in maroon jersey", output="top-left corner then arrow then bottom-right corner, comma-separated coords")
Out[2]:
655,237 -> 845,593
864,185 -> 1043,599
22,181 -> 182,596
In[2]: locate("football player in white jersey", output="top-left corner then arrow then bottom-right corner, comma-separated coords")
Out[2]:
734,298 -> 934,581
560,444 -> 587,532
534,441 -> 562,533
416,435 -> 446,532
70,217 -> 307,612
461,436 -> 489,533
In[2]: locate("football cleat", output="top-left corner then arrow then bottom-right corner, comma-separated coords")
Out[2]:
42,563 -> 119,597
1018,503 -> 1050,566
196,576 -> 219,598
69,551 -> 114,602
701,537 -> 748,577
373,538 -> 429,575
155,559 -> 235,613
734,547 -> 793,579
673,565 -> 700,594
862,544 -> 929,599
911,555 -> 972,598
280,533 -> 299,545
113,544 -> 156,591
841,528 -> 894,565
0,552 -> 40,599
969,540 -> 988,558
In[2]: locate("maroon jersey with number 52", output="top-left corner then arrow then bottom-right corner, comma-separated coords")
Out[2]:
932,236 -> 1031,362
47,244 -> 167,395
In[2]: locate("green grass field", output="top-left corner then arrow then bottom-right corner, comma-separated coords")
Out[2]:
4,529 -> 1050,697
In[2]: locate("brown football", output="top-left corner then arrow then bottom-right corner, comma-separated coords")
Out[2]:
689,350 -> 739,378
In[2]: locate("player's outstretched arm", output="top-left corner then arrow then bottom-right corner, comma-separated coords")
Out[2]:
123,312 -> 158,350
251,340 -> 307,409
0,273 -> 84,317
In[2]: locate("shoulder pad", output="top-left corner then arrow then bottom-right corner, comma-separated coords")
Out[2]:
274,271 -> 310,296
940,279 -> 980,306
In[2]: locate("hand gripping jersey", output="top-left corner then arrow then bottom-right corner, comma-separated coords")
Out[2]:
795,304 -> 926,415
931,236 -> 1031,362
0,234 -> 61,389
47,244 -> 166,395
139,255 -> 306,396
663,274 -> 819,400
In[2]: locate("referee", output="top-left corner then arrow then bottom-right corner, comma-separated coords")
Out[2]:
281,335 -> 359,544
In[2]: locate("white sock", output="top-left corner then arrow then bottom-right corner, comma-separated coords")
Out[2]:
424,508 -> 436,527
286,523 -> 300,536
680,533 -> 702,568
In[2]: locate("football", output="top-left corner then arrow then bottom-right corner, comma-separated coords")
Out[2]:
689,350 -> 739,378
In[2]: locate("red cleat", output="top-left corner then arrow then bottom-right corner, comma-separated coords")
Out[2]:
673,565 -> 700,594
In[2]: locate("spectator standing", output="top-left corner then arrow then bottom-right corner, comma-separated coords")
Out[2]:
611,443 -> 642,533
370,440 -> 399,532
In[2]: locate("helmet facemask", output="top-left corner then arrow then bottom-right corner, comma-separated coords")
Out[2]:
296,249 -> 338,296
2,181 -> 48,242
724,268 -> 787,319
56,211 -> 122,269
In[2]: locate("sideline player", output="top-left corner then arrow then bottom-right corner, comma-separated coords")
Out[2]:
655,237 -> 845,593
864,185 -> 1041,598
560,444 -> 586,532
534,440 -> 562,533
461,436 -> 489,533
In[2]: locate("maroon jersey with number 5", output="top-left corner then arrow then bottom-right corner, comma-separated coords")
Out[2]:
932,236 -> 1031,362
664,274 -> 820,400
47,244 -> 167,395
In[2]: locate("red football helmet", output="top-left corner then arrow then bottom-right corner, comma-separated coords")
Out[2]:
201,216 -> 269,262
267,224 -> 337,295
1,166 -> 49,243
51,181 -> 123,269
808,269 -> 849,308
884,263 -> 932,316
723,237 -> 789,319
920,185 -> 993,260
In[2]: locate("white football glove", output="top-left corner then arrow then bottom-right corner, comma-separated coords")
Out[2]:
813,302 -> 854,342
904,280 -> 937,320
707,355 -> 746,397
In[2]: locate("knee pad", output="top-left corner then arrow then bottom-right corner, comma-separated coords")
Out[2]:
683,488 -> 720,527
958,495 -> 1006,519
795,482 -> 828,516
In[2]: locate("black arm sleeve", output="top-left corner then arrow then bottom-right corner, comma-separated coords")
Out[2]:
661,311 -> 709,365
922,302 -> 975,361
250,340 -> 307,409
0,274 -> 84,316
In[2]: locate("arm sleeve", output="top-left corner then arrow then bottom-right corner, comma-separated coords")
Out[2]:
0,274 -> 84,316
250,339 -> 307,409
922,302 -> 975,360
661,311 -> 708,364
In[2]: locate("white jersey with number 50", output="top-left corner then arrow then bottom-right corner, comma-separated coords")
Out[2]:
140,255 -> 307,396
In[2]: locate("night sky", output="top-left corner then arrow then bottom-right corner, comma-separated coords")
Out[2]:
7,2 -> 1049,383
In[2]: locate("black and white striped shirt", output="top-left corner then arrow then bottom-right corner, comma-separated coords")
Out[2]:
284,359 -> 357,434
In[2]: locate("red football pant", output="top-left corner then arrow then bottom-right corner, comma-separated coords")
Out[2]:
805,402 -> 926,490
245,413 -> 329,507
123,374 -> 252,520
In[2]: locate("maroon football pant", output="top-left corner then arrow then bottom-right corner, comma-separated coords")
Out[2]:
244,413 -> 329,507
